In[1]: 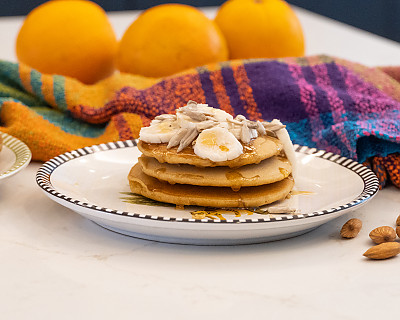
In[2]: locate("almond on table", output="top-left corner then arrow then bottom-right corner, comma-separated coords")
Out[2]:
369,226 -> 396,244
340,218 -> 362,239
363,242 -> 400,260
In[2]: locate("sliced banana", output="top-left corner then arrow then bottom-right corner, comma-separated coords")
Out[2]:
138,101 -> 297,169
139,120 -> 179,144
194,127 -> 243,162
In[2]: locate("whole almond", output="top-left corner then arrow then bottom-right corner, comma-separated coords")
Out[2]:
363,242 -> 400,260
396,215 -> 400,226
396,226 -> 400,238
340,218 -> 362,238
369,226 -> 396,244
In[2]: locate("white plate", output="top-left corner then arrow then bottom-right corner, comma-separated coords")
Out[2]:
36,141 -> 379,245
0,132 -> 32,181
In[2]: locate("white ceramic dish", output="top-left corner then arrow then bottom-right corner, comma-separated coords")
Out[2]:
0,132 -> 32,181
36,140 -> 379,245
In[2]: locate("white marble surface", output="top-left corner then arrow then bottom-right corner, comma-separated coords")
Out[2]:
1,6 -> 400,320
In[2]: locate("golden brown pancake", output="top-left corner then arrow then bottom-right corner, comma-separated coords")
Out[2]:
137,135 -> 283,168
128,164 -> 294,208
138,155 -> 292,189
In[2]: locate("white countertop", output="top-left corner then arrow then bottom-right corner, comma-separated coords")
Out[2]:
1,6 -> 400,320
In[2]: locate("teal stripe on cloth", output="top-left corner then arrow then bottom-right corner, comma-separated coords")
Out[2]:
0,61 -> 45,107
30,69 -> 45,102
285,118 -> 316,148
53,75 -> 67,111
0,60 -> 23,89
32,106 -> 106,137
0,97 -> 20,105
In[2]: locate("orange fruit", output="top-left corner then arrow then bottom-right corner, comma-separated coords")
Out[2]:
117,4 -> 228,77
16,0 -> 118,84
215,0 -> 305,59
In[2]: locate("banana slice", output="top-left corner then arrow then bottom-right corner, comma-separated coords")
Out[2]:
138,102 -> 297,169
139,120 -> 179,144
194,126 -> 243,162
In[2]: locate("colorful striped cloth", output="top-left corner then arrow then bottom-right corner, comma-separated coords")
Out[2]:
1,55 -> 400,188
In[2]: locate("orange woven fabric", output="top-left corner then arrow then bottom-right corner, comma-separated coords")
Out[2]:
1,57 -> 400,189
0,62 -> 153,160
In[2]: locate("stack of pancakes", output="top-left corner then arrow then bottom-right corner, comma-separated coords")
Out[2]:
128,134 -> 294,208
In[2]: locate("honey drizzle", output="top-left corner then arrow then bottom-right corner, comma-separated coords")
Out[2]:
191,209 -> 255,220
290,190 -> 315,196
225,170 -> 260,192
279,167 -> 289,177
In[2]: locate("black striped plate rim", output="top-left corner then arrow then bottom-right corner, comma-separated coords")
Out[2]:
36,140 -> 380,224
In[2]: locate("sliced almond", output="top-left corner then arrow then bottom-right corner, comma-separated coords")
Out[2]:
240,123 -> 251,144
177,127 -> 198,152
167,128 -> 188,149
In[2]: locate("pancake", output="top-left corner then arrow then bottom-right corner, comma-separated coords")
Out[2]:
137,135 -> 283,168
128,164 -> 294,208
138,155 -> 292,189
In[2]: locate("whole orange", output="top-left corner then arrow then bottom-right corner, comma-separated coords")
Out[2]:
117,4 -> 228,77
16,0 -> 118,84
215,0 -> 305,59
